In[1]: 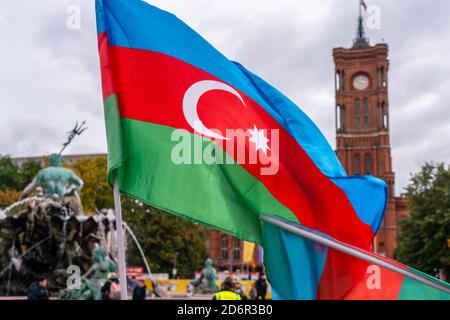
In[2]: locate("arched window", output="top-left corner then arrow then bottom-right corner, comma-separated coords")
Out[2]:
379,67 -> 384,87
336,105 -> 344,130
364,153 -> 372,175
379,67 -> 387,88
336,72 -> 341,92
354,154 -> 361,175
363,98 -> 369,129
381,102 -> 389,129
232,238 -> 241,261
355,99 -> 361,129
381,67 -> 387,87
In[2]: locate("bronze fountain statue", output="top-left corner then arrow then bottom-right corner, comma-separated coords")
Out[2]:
0,122 -> 120,298
191,258 -> 218,294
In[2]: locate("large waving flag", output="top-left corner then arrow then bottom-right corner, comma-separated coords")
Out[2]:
262,216 -> 450,300
95,0 -> 389,298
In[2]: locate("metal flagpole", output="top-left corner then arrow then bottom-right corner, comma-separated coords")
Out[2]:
261,214 -> 450,294
113,174 -> 129,300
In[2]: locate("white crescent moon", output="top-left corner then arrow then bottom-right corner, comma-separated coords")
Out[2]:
182,80 -> 245,140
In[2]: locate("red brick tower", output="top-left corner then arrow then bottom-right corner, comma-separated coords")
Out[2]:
333,14 -> 408,258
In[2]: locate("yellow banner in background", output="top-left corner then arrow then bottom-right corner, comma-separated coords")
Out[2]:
243,241 -> 256,264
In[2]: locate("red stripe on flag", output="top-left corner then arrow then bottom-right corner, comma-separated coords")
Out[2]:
98,32 -> 116,100
106,45 -> 376,250
318,250 -> 405,300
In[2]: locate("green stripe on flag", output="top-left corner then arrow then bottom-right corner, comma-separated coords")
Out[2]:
398,269 -> 450,300
104,94 -> 125,182
105,116 -> 297,244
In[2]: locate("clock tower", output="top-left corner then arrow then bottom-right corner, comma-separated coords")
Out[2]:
333,11 -> 409,257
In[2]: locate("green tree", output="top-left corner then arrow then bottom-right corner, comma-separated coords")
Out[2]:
70,157 -> 114,213
123,198 -> 208,278
0,189 -> 21,208
0,156 -> 21,191
395,163 -> 450,279
0,156 -> 41,207
19,159 -> 42,190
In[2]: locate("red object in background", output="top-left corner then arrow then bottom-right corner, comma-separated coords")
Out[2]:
126,266 -> 144,277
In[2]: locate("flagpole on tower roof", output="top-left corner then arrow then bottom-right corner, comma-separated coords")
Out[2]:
359,0 -> 362,19
354,0 -> 370,48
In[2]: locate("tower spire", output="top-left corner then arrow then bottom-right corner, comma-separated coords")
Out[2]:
353,0 -> 370,48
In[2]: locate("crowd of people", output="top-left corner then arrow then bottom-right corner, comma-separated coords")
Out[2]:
26,274 -> 148,301
213,273 -> 268,300
26,272 -> 268,300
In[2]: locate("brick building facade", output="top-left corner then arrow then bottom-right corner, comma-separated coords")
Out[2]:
207,231 -> 243,271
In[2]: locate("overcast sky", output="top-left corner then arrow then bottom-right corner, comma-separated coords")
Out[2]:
0,0 -> 449,195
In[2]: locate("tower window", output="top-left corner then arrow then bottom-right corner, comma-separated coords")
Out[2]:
354,154 -> 361,176
381,102 -> 389,129
364,153 -> 372,175
355,99 -> 361,129
380,67 -> 387,88
221,236 -> 228,260
232,238 -> 241,261
363,98 -> 369,129
336,105 -> 345,130
336,72 -> 341,92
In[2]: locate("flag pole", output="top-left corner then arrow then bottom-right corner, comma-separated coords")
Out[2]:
261,215 -> 450,294
113,174 -> 128,300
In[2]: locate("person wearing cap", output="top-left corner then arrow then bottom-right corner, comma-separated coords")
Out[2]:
27,276 -> 49,300
132,277 -> 147,300
213,277 -> 241,300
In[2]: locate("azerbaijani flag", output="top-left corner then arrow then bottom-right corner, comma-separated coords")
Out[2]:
95,0 -> 411,299
262,216 -> 450,300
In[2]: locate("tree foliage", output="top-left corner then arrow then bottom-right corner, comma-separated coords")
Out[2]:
0,156 -> 42,207
69,157 -> 114,213
20,159 -> 42,188
0,156 -> 22,191
395,163 -> 450,279
0,189 -> 21,208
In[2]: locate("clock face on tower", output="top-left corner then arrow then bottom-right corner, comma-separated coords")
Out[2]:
353,74 -> 370,90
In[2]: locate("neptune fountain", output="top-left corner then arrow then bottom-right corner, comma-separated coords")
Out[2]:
0,122 -> 122,297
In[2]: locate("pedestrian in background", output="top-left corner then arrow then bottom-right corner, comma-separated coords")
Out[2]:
129,276 -> 138,293
213,276 -> 241,300
101,273 -> 121,300
27,276 -> 49,300
133,277 -> 147,300
234,282 -> 247,300
254,272 -> 268,300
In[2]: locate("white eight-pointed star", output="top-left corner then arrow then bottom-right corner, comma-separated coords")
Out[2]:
248,125 -> 270,155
